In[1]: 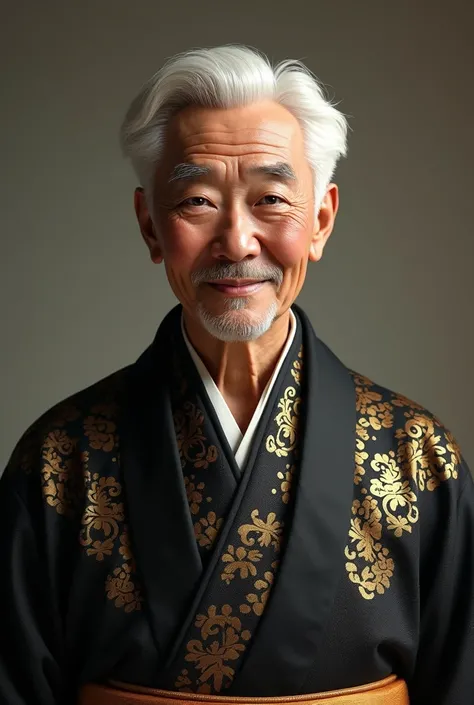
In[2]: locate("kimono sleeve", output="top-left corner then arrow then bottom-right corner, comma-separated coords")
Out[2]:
0,462 -> 63,705
409,459 -> 474,704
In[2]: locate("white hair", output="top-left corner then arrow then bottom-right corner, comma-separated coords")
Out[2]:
120,44 -> 349,215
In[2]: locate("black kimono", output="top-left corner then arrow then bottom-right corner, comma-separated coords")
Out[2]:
1,304 -> 473,704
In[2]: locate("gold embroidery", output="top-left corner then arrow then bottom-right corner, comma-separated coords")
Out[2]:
179,606 -> 251,693
80,473 -> 124,560
239,561 -> 278,616
396,413 -> 460,491
277,464 -> 296,503
174,401 -> 218,469
345,496 -> 395,599
184,475 -> 207,515
346,372 -> 461,600
195,512 -> 224,550
290,347 -> 303,385
105,562 -> 143,612
265,386 -> 301,457
220,545 -> 263,584
104,528 -> 143,612
266,354 -> 302,458
175,670 -> 193,692
354,437 -> 368,485
173,346 -> 303,691
370,452 -> 418,536
238,509 -> 282,551
357,403 -> 394,432
356,421 -> 370,442
391,393 -> 425,411
25,376 -> 143,613
84,407 -> 117,452
41,430 -> 82,516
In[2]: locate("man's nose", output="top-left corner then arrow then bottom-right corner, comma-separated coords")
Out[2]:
210,207 -> 262,261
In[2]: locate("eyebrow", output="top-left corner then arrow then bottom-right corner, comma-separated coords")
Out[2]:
167,161 -> 297,184
248,162 -> 296,181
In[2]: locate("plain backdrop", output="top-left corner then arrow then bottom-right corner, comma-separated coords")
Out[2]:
1,0 -> 473,470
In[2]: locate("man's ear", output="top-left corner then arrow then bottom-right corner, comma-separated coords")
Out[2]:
134,187 -> 163,264
308,183 -> 339,263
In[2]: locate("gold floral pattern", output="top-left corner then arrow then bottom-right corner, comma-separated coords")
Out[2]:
184,475 -> 208,515
266,353 -> 302,458
238,509 -> 282,551
41,429 -> 82,516
105,561 -> 143,613
80,473 -> 124,560
23,382 -> 144,613
290,347 -> 303,385
265,387 -> 301,457
84,408 -> 117,452
174,401 -> 218,470
276,464 -> 296,504
171,344 -> 304,693
104,527 -> 143,612
239,562 -> 278,616
220,545 -> 263,584
346,372 -> 461,600
195,512 -> 224,550
396,413 -> 460,491
177,606 -> 251,693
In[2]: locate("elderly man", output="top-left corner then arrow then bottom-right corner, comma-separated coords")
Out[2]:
1,45 -> 473,705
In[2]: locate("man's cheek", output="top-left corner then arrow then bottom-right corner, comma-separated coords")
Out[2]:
272,242 -> 308,269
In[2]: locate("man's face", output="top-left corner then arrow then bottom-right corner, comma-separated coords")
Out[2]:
136,100 -> 338,341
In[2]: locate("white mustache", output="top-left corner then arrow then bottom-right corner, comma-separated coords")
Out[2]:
191,262 -> 283,288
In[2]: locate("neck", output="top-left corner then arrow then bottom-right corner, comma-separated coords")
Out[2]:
183,309 -> 292,432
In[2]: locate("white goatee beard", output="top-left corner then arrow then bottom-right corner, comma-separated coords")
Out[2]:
196,299 -> 279,342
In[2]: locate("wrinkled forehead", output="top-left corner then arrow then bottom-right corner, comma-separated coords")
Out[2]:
162,101 -> 307,165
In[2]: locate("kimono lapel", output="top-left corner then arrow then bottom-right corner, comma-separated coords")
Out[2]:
158,319 -> 305,693
232,305 -> 356,695
120,308 -> 203,661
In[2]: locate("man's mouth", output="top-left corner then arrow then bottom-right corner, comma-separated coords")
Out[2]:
206,279 -> 270,296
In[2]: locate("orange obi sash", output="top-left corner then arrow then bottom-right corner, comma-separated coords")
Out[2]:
78,675 -> 409,705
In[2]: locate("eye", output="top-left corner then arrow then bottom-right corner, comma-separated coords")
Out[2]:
179,196 -> 212,208
257,195 -> 286,206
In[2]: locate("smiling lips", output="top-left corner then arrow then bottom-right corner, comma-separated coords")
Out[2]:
206,279 -> 269,296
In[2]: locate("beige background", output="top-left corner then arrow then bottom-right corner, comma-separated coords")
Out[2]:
1,0 -> 473,470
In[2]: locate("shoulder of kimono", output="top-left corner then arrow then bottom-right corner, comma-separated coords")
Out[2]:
348,368 -> 470,489
4,364 -> 133,479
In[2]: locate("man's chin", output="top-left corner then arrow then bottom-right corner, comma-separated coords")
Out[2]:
195,301 -> 278,343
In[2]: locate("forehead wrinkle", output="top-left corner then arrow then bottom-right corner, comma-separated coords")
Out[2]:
182,144 -> 292,160
179,127 -> 293,150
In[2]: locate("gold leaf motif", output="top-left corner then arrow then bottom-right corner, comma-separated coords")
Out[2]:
174,401 -> 219,470
31,377 -> 143,613
290,347 -> 303,385
84,412 -> 116,452
265,387 -> 301,457
266,354 -> 302,458
345,544 -> 394,600
239,568 -> 276,616
105,560 -> 143,612
391,393 -> 425,411
238,509 -> 282,551
184,475 -> 206,515
220,545 -> 262,584
41,430 -> 83,516
174,347 -> 303,693
276,464 -> 296,504
346,371 -> 461,601
195,512 -> 224,550
369,452 -> 418,536
178,606 -> 251,693
396,413 -> 460,491
80,473 -> 124,559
